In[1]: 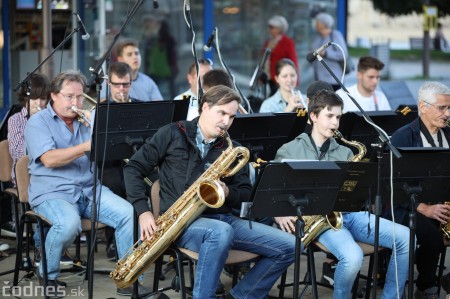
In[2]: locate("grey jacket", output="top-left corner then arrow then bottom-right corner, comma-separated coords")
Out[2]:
275,133 -> 353,162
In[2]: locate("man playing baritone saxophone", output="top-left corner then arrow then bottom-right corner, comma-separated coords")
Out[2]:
24,70 -> 147,298
389,82 -> 450,299
124,85 -> 296,299
273,90 -> 410,299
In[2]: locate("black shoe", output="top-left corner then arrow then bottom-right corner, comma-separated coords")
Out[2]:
216,279 -> 225,295
441,272 -> 450,294
1,222 -> 16,238
37,274 -> 66,299
106,243 -> 116,261
321,261 -> 336,287
117,284 -> 152,297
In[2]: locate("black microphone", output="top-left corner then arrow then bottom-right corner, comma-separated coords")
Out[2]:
153,0 -> 159,9
306,41 -> 332,62
74,13 -> 90,40
203,29 -> 216,52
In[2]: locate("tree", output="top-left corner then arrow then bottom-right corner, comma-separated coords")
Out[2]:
370,0 -> 450,17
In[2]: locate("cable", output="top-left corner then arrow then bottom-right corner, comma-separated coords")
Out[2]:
330,41 -> 346,84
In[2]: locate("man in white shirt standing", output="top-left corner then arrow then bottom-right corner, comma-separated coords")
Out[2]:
337,56 -> 391,112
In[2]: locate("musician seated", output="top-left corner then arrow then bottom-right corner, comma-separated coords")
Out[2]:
259,58 -> 306,113
24,70 -> 146,297
174,58 -> 213,120
389,81 -> 450,298
336,56 -> 391,113
273,90 -> 410,299
102,62 -> 139,103
125,85 -> 296,299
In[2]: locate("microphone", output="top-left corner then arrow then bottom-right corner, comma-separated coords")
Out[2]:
203,29 -> 216,52
306,41 -> 332,62
153,0 -> 159,9
74,13 -> 90,40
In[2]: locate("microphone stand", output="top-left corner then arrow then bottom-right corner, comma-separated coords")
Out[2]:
209,37 -> 253,113
311,53 -> 402,299
85,1 -> 144,299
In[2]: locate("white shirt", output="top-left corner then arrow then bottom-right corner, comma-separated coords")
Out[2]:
174,89 -> 199,120
336,84 -> 391,113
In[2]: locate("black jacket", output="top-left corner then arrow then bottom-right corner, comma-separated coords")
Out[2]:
124,118 -> 252,216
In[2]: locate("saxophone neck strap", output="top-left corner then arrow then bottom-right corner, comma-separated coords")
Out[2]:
308,134 -> 330,161
419,118 -> 443,147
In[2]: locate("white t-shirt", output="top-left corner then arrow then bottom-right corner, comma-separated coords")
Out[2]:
336,84 -> 391,113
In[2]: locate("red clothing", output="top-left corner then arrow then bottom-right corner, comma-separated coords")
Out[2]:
263,34 -> 298,79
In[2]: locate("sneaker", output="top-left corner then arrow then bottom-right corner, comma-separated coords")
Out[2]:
414,286 -> 439,299
117,284 -> 151,297
321,261 -> 337,287
1,222 -> 16,238
442,273 -> 450,294
106,243 -> 116,261
34,248 -> 72,267
60,250 -> 73,266
0,242 -> 10,252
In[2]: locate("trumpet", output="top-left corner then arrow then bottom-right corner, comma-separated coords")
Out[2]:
290,87 -> 307,110
71,106 -> 92,127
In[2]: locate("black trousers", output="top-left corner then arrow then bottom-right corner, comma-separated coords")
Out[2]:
403,212 -> 444,290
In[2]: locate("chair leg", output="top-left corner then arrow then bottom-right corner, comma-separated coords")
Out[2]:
365,254 -> 375,299
153,256 -> 163,292
307,248 -> 319,299
437,246 -> 447,296
278,270 -> 287,298
173,250 -> 188,299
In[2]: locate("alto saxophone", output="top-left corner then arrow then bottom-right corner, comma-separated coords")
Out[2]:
110,135 -> 250,288
300,130 -> 367,247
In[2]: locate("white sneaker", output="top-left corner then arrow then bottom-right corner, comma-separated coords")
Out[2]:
0,242 -> 10,251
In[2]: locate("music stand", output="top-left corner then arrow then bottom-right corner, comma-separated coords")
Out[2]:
0,104 -> 22,141
93,100 -> 188,162
334,161 -> 378,212
338,111 -> 418,158
227,113 -> 307,162
379,148 -> 450,299
248,161 -> 347,299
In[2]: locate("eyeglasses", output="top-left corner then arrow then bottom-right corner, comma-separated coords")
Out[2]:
423,100 -> 450,113
59,93 -> 84,102
109,81 -> 132,88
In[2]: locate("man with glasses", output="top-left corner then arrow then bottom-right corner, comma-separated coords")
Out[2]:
390,81 -> 450,299
105,62 -> 135,103
24,70 -> 147,297
174,58 -> 213,120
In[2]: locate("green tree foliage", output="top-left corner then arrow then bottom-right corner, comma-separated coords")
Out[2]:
370,0 -> 450,17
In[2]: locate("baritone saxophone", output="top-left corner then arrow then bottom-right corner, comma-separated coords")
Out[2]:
110,135 -> 250,288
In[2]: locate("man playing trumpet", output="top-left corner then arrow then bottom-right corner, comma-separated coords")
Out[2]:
390,81 -> 450,299
24,70 -> 145,297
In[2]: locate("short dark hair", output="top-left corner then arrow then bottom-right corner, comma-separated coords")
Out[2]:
17,73 -> 51,106
203,69 -> 233,90
50,70 -> 87,94
188,58 -> 213,75
308,90 -> 343,124
115,39 -> 139,57
274,58 -> 297,76
108,62 -> 132,80
357,56 -> 384,73
198,85 -> 241,115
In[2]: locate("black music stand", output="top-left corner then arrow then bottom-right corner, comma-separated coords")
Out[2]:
227,113 -> 307,162
338,111 -> 417,158
379,148 -> 450,299
90,100 -> 187,298
248,161 -> 348,299
93,100 -> 188,162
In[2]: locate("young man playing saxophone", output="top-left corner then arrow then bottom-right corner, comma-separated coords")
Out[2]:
390,81 -> 450,299
273,90 -> 410,298
124,85 -> 296,299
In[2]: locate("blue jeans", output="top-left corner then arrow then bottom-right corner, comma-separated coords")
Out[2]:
317,211 -> 410,299
175,214 -> 296,299
34,185 -> 133,280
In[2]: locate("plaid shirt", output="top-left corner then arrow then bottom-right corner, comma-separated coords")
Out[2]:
7,107 -> 27,186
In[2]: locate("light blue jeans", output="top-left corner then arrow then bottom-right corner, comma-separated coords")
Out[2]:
34,186 -> 133,280
175,213 -> 296,299
318,211 -> 410,299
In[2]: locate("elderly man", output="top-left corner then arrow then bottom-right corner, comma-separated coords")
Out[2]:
390,81 -> 450,299
24,70 -> 145,297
